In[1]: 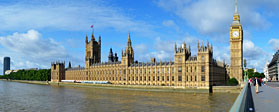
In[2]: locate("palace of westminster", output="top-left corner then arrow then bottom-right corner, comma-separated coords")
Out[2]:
51,2 -> 243,88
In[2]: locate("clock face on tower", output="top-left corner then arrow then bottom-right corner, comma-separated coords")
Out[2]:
232,31 -> 239,38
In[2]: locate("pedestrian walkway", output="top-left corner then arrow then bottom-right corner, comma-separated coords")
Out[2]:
251,82 -> 279,112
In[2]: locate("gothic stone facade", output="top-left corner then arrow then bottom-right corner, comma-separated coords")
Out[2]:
51,32 -> 227,88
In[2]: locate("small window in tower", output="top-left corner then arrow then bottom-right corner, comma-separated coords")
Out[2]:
201,75 -> 205,81
191,76 -> 192,81
178,76 -> 182,81
167,68 -> 170,74
167,76 -> 169,81
201,66 -> 205,72
178,66 -> 182,72
179,57 -> 181,62
201,56 -> 204,61
191,67 -> 192,72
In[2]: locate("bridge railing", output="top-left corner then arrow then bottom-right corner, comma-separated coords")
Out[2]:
229,83 -> 249,112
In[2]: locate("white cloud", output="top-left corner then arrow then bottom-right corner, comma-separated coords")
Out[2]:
243,40 -> 263,60
134,44 -> 148,61
0,30 -> 68,60
268,38 -> 279,51
156,0 -> 274,36
0,30 -> 80,74
162,20 -> 179,31
242,40 -> 271,72
213,45 -> 230,64
0,0 -> 154,34
134,35 -> 200,62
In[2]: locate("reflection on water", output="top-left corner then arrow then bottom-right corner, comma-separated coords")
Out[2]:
0,81 -> 237,112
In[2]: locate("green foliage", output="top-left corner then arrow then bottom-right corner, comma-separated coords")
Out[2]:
247,69 -> 254,79
253,72 -> 265,78
0,69 -> 51,81
227,78 -> 239,86
246,69 -> 265,79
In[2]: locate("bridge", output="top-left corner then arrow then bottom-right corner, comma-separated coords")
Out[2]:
230,82 -> 279,112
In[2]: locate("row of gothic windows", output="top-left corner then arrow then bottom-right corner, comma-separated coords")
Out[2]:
87,65 -> 205,75
85,75 -> 206,82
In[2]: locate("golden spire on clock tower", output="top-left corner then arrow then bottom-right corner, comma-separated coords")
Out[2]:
232,0 -> 240,23
235,0 -> 238,13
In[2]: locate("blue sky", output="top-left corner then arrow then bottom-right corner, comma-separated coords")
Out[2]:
1,0 -> 279,74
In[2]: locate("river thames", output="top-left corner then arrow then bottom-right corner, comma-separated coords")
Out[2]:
0,80 -> 237,112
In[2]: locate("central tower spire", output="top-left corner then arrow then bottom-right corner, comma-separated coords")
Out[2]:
127,32 -> 131,47
235,0 -> 238,13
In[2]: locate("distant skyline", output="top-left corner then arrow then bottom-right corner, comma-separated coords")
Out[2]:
1,0 -> 279,74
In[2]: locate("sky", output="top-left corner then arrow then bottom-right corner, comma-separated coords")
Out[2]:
1,0 -> 279,74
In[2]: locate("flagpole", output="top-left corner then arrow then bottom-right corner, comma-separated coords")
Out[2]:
91,25 -> 94,35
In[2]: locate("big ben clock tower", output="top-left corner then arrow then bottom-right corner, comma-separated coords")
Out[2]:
230,0 -> 243,82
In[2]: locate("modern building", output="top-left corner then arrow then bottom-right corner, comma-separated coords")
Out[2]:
264,61 -> 269,81
229,0 -> 243,83
3,57 -> 10,75
268,50 -> 279,81
51,32 -> 228,88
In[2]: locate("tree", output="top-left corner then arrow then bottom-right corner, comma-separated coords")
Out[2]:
247,69 -> 254,78
227,78 -> 239,86
0,69 -> 51,81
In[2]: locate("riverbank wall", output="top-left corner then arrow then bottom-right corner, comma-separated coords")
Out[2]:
1,79 -> 241,93
0,79 -> 50,85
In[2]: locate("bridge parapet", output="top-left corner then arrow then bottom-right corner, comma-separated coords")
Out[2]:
230,83 -> 254,112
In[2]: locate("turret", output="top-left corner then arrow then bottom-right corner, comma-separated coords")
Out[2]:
51,61 -> 65,82
183,41 -> 186,52
188,44 -> 191,54
207,40 -> 209,50
174,42 -> 177,53
210,42 -> 213,52
108,48 -> 114,62
121,32 -> 134,66
85,35 -> 88,43
91,33 -> 95,41
197,40 -> 199,51
98,35 -> 101,45
68,61 -> 71,68
114,53 -> 118,62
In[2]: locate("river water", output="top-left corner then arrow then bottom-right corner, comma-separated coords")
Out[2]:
0,80 -> 237,112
